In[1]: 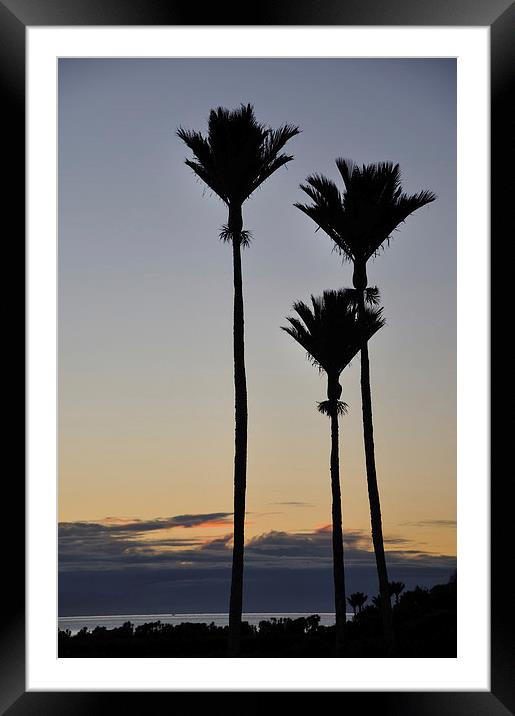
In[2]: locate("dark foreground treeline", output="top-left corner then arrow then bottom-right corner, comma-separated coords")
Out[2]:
58,581 -> 455,658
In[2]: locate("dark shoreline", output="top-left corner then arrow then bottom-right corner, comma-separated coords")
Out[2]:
58,581 -> 456,658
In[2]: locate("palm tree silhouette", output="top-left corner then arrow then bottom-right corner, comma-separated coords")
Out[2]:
177,104 -> 299,655
282,288 -> 384,651
347,592 -> 368,616
295,159 -> 435,650
389,580 -> 405,606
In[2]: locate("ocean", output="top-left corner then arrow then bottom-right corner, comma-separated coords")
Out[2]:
58,612 -> 353,634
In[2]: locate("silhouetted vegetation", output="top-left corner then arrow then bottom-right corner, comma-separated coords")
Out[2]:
389,580 -> 406,605
347,591 -> 368,615
58,580 -> 456,658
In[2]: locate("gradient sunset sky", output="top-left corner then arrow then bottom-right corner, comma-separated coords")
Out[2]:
58,58 -> 456,614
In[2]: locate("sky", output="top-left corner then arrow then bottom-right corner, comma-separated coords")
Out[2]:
58,58 -> 456,615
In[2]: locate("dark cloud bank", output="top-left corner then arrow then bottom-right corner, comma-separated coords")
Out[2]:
59,514 -> 456,615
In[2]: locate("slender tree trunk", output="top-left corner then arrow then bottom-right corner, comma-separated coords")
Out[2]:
329,398 -> 346,653
356,282 -> 394,653
228,204 -> 248,656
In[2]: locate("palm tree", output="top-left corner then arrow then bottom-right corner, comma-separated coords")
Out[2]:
347,592 -> 368,615
282,288 -> 384,651
177,104 -> 299,655
389,580 -> 405,606
295,159 -> 435,650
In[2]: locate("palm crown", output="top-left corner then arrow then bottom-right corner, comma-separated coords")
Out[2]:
347,592 -> 368,610
177,103 -> 300,206
295,159 -> 436,263
282,288 -> 385,382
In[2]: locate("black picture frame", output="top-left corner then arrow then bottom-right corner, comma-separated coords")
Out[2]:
3,0 -> 510,712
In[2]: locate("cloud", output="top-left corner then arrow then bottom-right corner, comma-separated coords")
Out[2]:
383,536 -> 414,545
59,512 -> 235,572
245,526 -> 369,565
59,512 -> 233,538
269,501 -> 313,507
59,516 -> 456,575
166,513 -> 233,529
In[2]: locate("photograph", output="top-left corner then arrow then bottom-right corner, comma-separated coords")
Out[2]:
1,0 -> 508,707
57,56 -> 457,659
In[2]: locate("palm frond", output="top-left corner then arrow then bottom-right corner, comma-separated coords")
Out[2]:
303,173 -> 342,207
291,299 -> 318,335
396,189 -> 437,218
264,124 -> 301,157
176,128 -> 213,168
184,159 -> 228,203
294,200 -> 350,258
335,157 -> 356,189
362,304 -> 386,334
248,153 -> 294,198
281,320 -> 320,369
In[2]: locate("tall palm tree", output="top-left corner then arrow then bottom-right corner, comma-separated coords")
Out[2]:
282,288 -> 384,651
295,159 -> 435,650
177,104 -> 299,655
